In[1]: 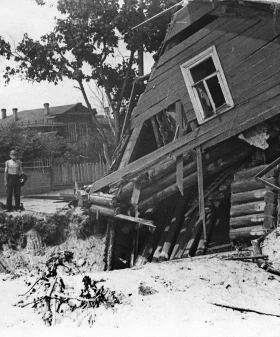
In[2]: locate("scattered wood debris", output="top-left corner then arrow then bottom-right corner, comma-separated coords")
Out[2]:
14,251 -> 123,326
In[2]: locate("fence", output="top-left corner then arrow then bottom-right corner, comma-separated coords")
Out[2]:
52,162 -> 110,187
0,158 -> 52,171
0,160 -> 109,193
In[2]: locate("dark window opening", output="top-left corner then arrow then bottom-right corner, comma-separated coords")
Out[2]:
190,57 -> 226,116
164,15 -> 218,53
190,57 -> 216,82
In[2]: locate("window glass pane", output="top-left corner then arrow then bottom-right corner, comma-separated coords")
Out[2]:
195,82 -> 214,118
206,76 -> 225,108
190,57 -> 216,83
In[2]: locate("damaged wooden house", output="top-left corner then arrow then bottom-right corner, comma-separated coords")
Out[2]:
83,0 -> 280,270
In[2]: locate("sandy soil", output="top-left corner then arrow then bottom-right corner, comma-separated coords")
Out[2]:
0,189 -> 72,213
1,254 -> 280,337
1,192 -> 280,337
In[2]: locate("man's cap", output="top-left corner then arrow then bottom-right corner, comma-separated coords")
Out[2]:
10,150 -> 18,155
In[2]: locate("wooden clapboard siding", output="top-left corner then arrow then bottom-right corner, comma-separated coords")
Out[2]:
133,18 -> 242,118
165,2 -> 215,41
131,17 -> 261,124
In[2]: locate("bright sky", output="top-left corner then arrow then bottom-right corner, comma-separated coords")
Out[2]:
0,0 -> 154,115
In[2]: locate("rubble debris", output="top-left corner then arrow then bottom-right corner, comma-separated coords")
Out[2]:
15,251 -> 123,326
138,282 -> 158,296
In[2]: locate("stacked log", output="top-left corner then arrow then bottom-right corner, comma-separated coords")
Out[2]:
229,165 -> 278,241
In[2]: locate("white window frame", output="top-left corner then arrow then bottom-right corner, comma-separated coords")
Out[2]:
180,46 -> 234,124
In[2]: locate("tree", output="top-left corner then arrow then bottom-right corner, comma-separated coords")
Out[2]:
2,0 -> 180,162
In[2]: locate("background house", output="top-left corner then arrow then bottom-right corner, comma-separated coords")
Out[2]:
0,102 -> 111,142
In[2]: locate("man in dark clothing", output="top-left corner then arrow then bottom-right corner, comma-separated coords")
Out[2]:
4,150 -> 24,212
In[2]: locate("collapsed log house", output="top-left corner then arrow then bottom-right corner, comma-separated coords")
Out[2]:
84,0 -> 280,270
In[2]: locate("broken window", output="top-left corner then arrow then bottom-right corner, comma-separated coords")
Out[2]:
181,46 -> 234,124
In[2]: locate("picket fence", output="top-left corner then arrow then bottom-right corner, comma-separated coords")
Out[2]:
52,162 -> 110,187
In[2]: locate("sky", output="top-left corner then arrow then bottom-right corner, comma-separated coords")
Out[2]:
0,0 -> 154,116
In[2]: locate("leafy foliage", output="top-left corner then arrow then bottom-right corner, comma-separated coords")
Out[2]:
2,0 -> 180,149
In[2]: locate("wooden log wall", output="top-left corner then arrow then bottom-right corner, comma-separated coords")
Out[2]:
229,165 -> 278,242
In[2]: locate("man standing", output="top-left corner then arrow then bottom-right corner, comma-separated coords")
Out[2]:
4,150 -> 24,212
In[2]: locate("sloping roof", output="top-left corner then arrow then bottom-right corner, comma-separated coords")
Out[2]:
0,103 -> 90,126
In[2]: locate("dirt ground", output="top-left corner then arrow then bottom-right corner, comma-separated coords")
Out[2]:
1,191 -> 280,336
0,189 -> 73,214
1,252 -> 280,337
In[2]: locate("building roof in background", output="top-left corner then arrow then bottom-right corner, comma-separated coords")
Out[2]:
0,102 -> 112,127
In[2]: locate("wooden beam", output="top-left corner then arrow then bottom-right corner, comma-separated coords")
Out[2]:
118,125 -> 143,169
151,116 -> 163,148
90,85 -> 280,193
114,214 -> 155,229
197,147 -> 206,241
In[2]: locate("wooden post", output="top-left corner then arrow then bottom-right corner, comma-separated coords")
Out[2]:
197,147 -> 206,241
106,219 -> 115,271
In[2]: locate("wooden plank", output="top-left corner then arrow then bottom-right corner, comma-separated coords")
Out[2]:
151,117 -> 163,148
221,19 -> 280,73
132,21 -> 275,128
182,218 -> 203,257
158,193 -> 191,261
171,211 -> 199,259
119,126 -> 143,169
165,2 -> 215,41
131,86 -> 187,129
152,201 -> 178,262
155,16 -> 251,80
105,219 -> 115,271
197,147 -> 206,241
133,17 -> 252,118
195,210 -> 217,256
114,214 -> 155,228
229,42 -> 280,86
90,86 -> 280,194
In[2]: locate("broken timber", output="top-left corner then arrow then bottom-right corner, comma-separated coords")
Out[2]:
84,0 -> 280,269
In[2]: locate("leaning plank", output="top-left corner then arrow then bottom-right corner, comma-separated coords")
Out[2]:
114,214 -> 155,229
135,201 -> 170,265
158,194 -> 190,262
195,209 -> 217,256
170,211 -> 199,260
105,219 -> 115,271
152,201 -> 178,262
118,125 -> 142,169
91,86 -> 280,194
182,218 -> 203,258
